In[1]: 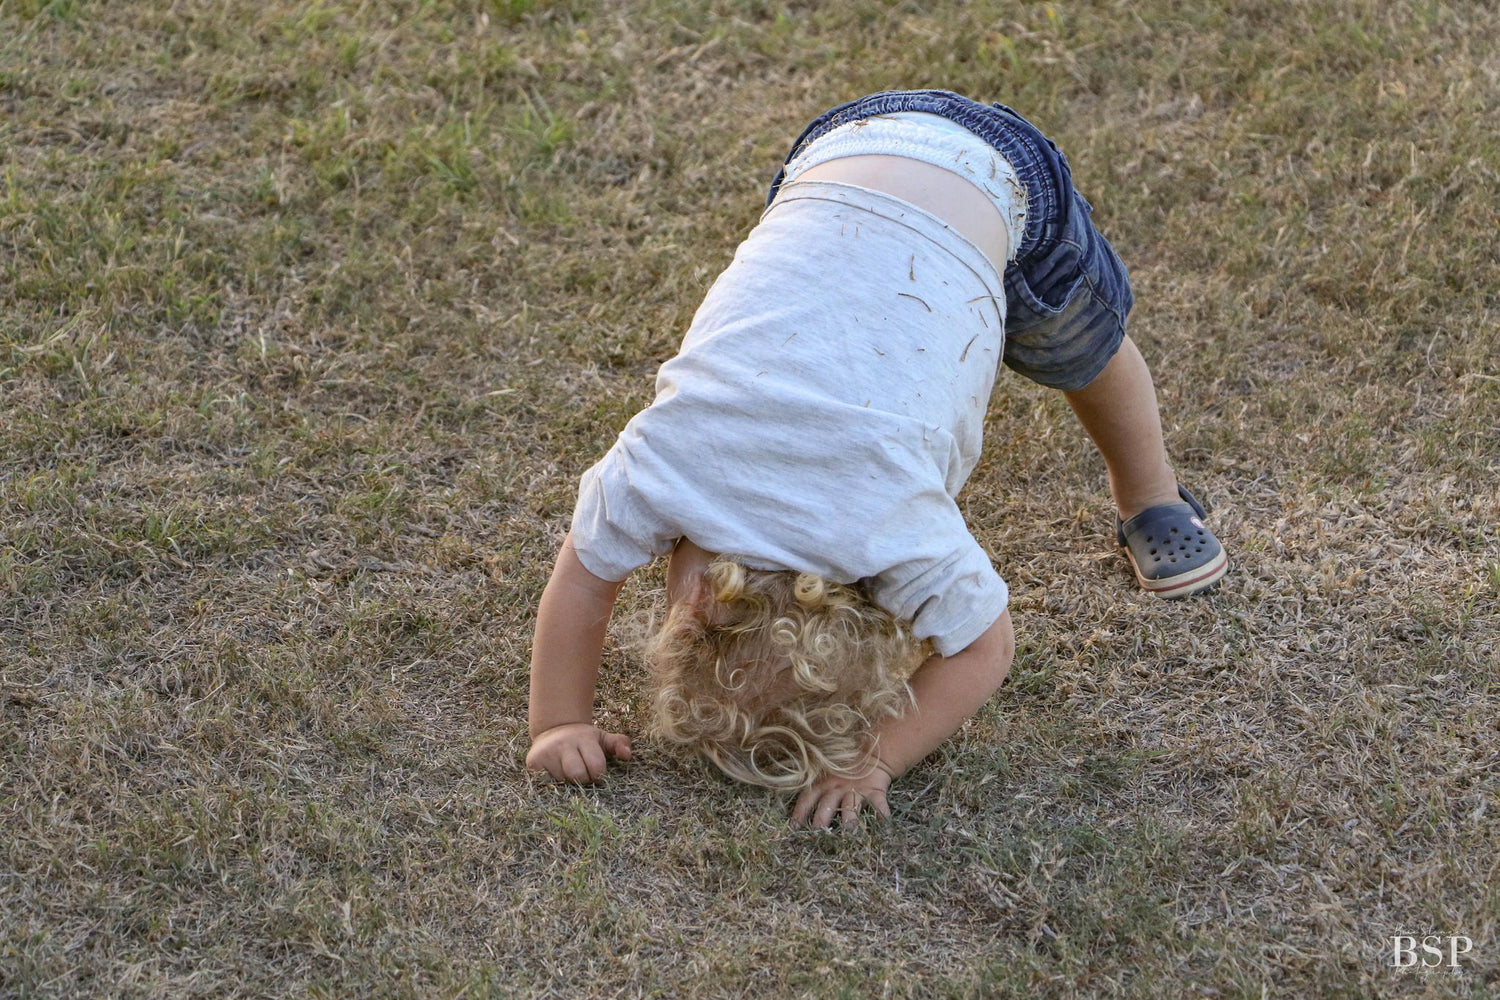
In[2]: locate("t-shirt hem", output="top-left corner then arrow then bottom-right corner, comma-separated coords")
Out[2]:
569,459 -> 662,583
929,584 -> 1010,658
568,533 -> 639,584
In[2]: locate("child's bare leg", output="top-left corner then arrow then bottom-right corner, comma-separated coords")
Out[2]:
1061,336 -> 1181,520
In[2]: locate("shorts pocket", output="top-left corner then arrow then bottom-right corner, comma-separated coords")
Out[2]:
1003,239 -> 1086,333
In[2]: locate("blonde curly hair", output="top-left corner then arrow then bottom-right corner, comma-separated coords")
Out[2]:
644,558 -> 927,791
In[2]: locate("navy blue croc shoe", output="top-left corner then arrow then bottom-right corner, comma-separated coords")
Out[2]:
1115,485 -> 1227,598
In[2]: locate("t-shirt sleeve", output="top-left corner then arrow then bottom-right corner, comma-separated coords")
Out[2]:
871,531 -> 1009,659
569,448 -> 676,582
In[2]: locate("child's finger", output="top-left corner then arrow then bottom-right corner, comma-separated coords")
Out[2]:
838,790 -> 861,829
869,790 -> 892,820
790,787 -> 817,826
602,732 -> 632,760
813,789 -> 844,830
579,741 -> 607,781
524,746 -> 548,775
561,747 -> 592,784
794,786 -> 830,827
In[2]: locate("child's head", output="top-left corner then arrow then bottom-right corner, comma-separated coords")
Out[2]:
644,556 -> 926,791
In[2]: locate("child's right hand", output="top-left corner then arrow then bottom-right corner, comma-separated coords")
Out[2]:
525,723 -> 633,783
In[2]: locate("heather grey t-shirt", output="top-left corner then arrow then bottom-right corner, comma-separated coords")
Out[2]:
571,180 -> 1009,656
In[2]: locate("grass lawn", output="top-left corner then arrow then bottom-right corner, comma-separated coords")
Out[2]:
2,1 -> 1497,996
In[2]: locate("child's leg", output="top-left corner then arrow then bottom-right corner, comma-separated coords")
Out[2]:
1060,335 -> 1180,521
1068,335 -> 1228,597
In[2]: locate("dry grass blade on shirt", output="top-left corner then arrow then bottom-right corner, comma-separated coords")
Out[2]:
2,0 -> 1497,997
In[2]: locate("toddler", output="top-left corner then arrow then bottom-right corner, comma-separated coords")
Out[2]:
525,91 -> 1227,829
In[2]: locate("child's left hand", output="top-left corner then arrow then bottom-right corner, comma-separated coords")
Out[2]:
791,763 -> 894,829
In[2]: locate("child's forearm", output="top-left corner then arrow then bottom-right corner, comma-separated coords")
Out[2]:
871,610 -> 1014,777
527,533 -> 625,739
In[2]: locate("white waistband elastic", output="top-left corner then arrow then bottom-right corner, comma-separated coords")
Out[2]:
780,111 -> 1028,262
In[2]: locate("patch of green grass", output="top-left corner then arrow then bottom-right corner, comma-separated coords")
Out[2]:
11,0 -> 85,22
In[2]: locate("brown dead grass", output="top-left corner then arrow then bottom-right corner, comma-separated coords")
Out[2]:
2,1 -> 1497,997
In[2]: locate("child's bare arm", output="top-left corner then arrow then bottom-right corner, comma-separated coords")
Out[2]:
792,609 -> 1014,827
872,609 -> 1015,776
525,532 -> 633,783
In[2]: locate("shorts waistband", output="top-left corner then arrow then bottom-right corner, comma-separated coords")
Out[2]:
777,112 -> 1027,264
767,90 -> 1076,261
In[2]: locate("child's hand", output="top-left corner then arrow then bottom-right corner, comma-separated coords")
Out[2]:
791,762 -> 894,829
526,723 -> 633,784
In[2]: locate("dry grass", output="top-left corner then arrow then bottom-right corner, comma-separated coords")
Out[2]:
2,1 -> 1497,997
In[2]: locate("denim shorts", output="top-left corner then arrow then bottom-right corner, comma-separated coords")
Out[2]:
766,90 -> 1133,392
